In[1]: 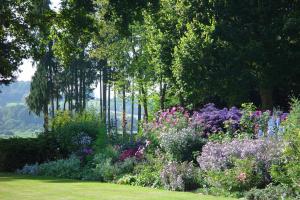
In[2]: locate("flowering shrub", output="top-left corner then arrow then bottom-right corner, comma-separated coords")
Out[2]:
51,110 -> 104,156
37,155 -> 82,179
271,99 -> 300,190
191,103 -> 242,137
245,184 -> 296,200
119,140 -> 150,161
159,127 -> 205,161
197,138 -> 284,172
133,155 -> 164,188
155,106 -> 190,131
17,163 -> 39,175
240,103 -> 288,138
160,161 -> 201,191
205,158 -> 264,196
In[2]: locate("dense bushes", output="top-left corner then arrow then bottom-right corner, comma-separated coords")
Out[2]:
0,135 -> 58,171
198,138 -> 284,172
51,111 -> 106,156
160,161 -> 201,191
245,184 -> 297,200
270,99 -> 300,192
14,100 -> 300,199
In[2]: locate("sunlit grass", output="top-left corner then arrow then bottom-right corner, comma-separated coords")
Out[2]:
0,173 -> 234,200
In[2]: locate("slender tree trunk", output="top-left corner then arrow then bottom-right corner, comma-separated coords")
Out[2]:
99,69 -> 103,119
103,66 -> 107,129
82,69 -> 86,110
137,89 -> 142,133
259,86 -> 273,110
49,66 -> 55,118
43,103 -> 49,133
107,71 -> 111,133
74,64 -> 79,112
79,68 -> 83,111
122,85 -> 126,135
160,83 -> 167,110
63,97 -> 67,111
51,96 -> 55,117
130,80 -> 134,141
56,97 -> 59,111
70,80 -> 73,111
141,84 -> 148,123
114,83 -> 117,133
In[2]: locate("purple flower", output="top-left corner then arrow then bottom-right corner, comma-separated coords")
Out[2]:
197,138 -> 284,171
83,147 -> 93,155
191,104 -> 242,136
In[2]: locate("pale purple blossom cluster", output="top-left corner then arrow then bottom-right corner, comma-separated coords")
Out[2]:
197,138 -> 285,171
160,161 -> 197,191
72,132 -> 93,157
191,103 -> 242,136
73,132 -> 92,146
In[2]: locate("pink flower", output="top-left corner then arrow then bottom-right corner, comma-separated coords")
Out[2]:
237,172 -> 247,182
145,140 -> 151,147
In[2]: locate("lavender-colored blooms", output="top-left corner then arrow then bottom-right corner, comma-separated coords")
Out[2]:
83,147 -> 93,155
197,138 -> 285,171
160,161 -> 198,191
191,103 -> 242,136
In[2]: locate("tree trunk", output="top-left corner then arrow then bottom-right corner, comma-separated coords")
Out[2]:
259,87 -> 273,110
160,83 -> 167,110
56,95 -> 59,111
99,69 -> 103,119
82,68 -> 86,110
107,71 -> 111,134
141,84 -> 148,123
63,97 -> 67,111
51,96 -> 55,118
114,83 -> 117,134
79,68 -> 83,111
74,64 -> 79,112
43,103 -> 49,133
130,80 -> 134,141
137,89 -> 142,133
103,66 -> 107,129
122,85 -> 126,135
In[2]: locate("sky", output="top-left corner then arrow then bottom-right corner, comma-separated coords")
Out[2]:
17,0 -> 101,98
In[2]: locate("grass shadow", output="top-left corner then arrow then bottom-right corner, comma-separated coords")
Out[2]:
0,173 -> 86,183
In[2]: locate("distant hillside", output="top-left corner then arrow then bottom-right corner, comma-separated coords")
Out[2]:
0,81 -> 31,106
0,81 -> 43,137
0,81 -> 148,137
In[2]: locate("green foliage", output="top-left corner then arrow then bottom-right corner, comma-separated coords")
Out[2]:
133,155 -> 163,188
51,110 -> 106,155
0,135 -> 58,172
159,127 -> 205,162
239,103 -> 257,135
205,158 -> 264,197
117,174 -> 137,185
0,0 -> 46,85
245,184 -> 296,200
38,155 -> 81,179
271,99 -> 300,190
160,161 -> 202,191
91,155 -> 137,182
93,154 -> 119,182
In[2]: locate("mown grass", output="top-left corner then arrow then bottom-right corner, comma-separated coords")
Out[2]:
0,173 -> 234,200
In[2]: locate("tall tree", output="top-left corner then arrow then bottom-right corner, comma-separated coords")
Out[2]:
26,57 -> 50,132
0,0 -> 51,86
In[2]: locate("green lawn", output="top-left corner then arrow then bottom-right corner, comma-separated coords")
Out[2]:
0,173 -> 233,200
